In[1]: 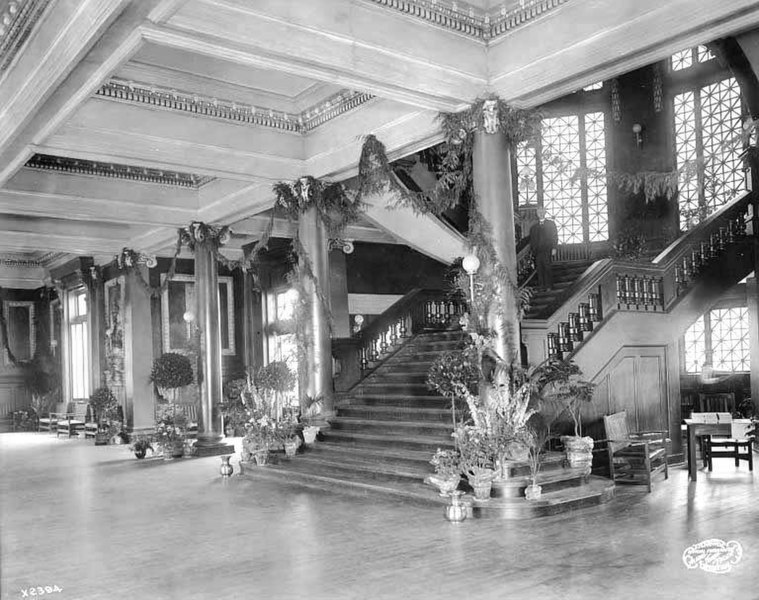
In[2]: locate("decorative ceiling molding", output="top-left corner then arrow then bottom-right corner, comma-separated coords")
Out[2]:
0,250 -> 66,268
0,0 -> 51,73
95,78 -> 375,134
25,154 -> 215,188
363,0 -> 569,40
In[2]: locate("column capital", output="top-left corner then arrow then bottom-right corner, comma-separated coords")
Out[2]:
180,221 -> 232,252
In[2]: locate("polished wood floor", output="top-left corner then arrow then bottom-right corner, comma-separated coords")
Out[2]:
2,433 -> 757,600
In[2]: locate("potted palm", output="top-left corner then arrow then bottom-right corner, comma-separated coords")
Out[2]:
533,359 -> 595,471
524,425 -> 549,500
256,360 -> 296,422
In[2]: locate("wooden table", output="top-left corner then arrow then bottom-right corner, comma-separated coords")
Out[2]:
684,420 -> 732,482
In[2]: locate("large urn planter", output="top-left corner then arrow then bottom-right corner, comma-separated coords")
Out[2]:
561,435 -> 594,471
444,490 -> 467,523
472,479 -> 493,501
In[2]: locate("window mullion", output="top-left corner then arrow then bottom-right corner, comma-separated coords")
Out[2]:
694,88 -> 706,221
578,113 -> 590,244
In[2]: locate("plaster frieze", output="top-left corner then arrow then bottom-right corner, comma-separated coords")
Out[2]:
362,0 -> 570,40
0,0 -> 51,73
0,251 -> 66,268
25,153 -> 215,188
96,78 -> 375,135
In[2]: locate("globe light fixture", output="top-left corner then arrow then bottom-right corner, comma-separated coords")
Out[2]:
462,254 -> 481,303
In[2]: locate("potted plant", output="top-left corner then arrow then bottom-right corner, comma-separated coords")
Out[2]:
130,436 -> 154,459
524,425 -> 549,501
533,358 -> 595,472
154,409 -> 188,459
150,352 -> 194,402
242,414 -> 278,465
89,386 -> 121,445
278,417 -> 301,457
300,394 -> 324,444
256,360 -> 296,421
426,448 -> 462,496
455,425 -> 496,501
221,377 -> 253,436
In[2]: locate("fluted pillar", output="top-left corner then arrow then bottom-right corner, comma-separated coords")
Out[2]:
472,130 -> 520,365
298,207 -> 334,419
194,241 -> 224,447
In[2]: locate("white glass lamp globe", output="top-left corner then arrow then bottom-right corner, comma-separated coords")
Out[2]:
462,254 -> 481,275
183,310 -> 195,323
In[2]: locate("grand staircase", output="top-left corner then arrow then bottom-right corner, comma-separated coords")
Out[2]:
244,326 -> 616,517
524,260 -> 594,319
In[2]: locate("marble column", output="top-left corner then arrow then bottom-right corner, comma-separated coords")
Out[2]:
124,268 -> 154,433
298,208 -> 334,420
472,130 -> 520,366
194,239 -> 225,449
329,248 -> 351,339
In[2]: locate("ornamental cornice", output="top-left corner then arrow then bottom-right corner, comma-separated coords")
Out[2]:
362,0 -> 570,40
24,153 -> 215,188
0,251 -> 65,267
95,78 -> 375,135
0,0 -> 51,73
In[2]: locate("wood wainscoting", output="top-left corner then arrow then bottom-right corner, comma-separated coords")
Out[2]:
584,345 -> 678,458
0,373 -> 28,417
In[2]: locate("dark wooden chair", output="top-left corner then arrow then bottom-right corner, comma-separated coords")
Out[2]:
704,419 -> 754,472
603,410 -> 669,492
697,392 -> 736,414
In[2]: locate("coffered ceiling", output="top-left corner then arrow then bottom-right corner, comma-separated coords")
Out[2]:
2,0 -> 759,287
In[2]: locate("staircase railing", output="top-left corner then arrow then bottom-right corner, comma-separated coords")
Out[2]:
522,190 -> 753,362
332,289 -> 466,392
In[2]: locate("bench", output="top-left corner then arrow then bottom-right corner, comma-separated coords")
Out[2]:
155,403 -> 199,437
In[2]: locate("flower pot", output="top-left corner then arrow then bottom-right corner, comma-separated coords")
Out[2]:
254,450 -> 270,466
561,435 -> 594,471
525,483 -> 542,501
427,474 -> 461,497
284,440 -> 298,457
303,426 -> 319,445
444,490 -> 467,523
165,441 -> 185,459
472,479 -> 492,501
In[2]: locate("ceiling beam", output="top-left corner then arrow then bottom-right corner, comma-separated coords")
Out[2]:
143,0 -> 487,111
0,0 -> 181,188
489,0 -> 759,107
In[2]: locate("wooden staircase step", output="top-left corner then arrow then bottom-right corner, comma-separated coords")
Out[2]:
337,405 -> 460,423
329,417 -> 454,437
471,476 -> 615,520
320,430 -> 455,453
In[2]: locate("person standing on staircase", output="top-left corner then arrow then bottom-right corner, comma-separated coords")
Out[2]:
529,208 -> 558,290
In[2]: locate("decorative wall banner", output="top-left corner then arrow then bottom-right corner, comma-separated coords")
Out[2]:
104,277 -> 125,386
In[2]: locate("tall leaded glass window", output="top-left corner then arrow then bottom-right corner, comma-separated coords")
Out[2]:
710,307 -> 750,372
67,287 -> 90,400
683,315 -> 706,374
683,307 -> 749,374
515,111 -> 609,244
672,46 -> 744,230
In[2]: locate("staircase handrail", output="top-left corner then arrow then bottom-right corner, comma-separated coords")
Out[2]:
354,288 -> 441,344
652,190 -> 752,267
522,191 -> 753,359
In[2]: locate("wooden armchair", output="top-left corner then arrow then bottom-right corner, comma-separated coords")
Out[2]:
603,410 -> 669,492
56,402 -> 89,438
38,403 -> 68,432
